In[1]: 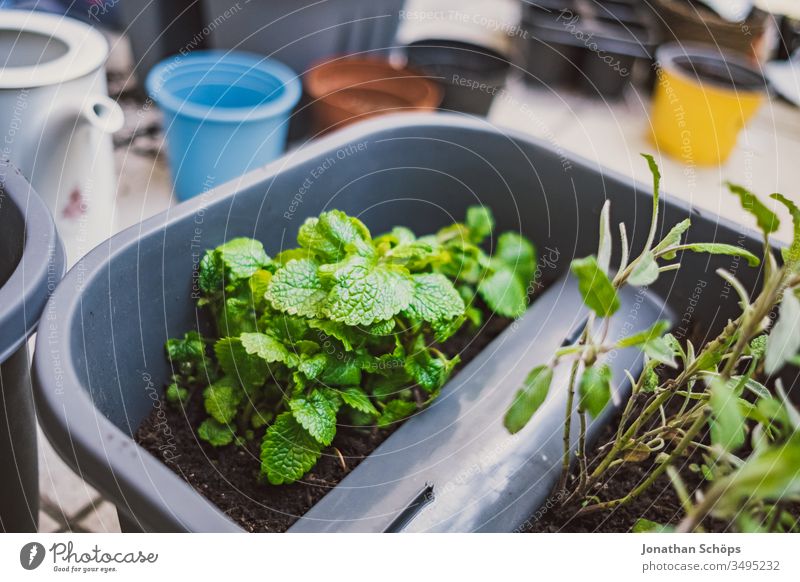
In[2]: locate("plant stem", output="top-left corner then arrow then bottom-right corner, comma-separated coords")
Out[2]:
558,358 -> 582,491
589,390 -> 672,481
577,411 -> 707,517
578,410 -> 588,491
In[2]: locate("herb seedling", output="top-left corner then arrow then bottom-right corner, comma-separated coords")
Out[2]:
167,207 -> 536,485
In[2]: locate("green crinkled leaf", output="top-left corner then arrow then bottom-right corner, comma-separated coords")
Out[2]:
642,367 -> 659,393
298,353 -> 328,380
674,243 -> 760,267
297,210 -> 373,261
708,377 -> 746,452
265,258 -> 327,318
377,399 -> 418,428
198,418 -> 235,447
339,387 -> 379,416
496,232 -> 537,284
307,319 -> 359,351
289,389 -> 341,446
765,289 -> 800,375
294,340 -> 320,355
404,273 -> 465,323
431,314 -> 467,343
726,182 -> 780,235
217,237 -> 271,279
324,257 -> 414,326
385,241 -> 438,266
504,365 -> 552,434
166,331 -> 205,365
165,383 -> 188,405
260,412 -> 322,485
579,364 -> 612,418
404,341 -> 457,393
617,320 -> 671,348
248,269 -> 272,306
628,252 -> 659,286
274,248 -> 314,266
748,334 -> 768,359
367,318 -> 396,336
478,267 -> 527,318
198,250 -> 224,295
377,226 -> 416,246
320,358 -> 362,386
570,255 -> 620,318
220,295 -> 257,336
240,332 -> 293,366
214,337 -> 268,388
466,205 -> 494,243
203,376 -> 242,424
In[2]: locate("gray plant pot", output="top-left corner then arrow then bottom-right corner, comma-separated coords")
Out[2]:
0,164 -> 65,532
32,115 -> 768,532
202,0 -> 405,76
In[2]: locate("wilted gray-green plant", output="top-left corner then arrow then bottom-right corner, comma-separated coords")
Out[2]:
505,154 -> 800,532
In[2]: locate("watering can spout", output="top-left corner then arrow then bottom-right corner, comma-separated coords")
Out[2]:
82,95 -> 125,134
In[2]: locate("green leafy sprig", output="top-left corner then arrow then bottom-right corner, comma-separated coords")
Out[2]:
166,207 -> 536,485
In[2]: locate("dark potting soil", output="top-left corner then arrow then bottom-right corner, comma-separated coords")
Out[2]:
522,417 -> 730,533
135,310 -> 512,532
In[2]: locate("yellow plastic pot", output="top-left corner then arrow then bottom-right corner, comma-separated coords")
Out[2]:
650,43 -> 766,165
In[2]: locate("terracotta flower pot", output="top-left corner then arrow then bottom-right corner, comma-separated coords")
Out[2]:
304,57 -> 443,134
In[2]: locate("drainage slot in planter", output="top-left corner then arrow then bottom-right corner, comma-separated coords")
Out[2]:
384,483 -> 435,533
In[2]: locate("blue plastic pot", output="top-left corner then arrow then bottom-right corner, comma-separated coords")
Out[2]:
147,50 -> 301,201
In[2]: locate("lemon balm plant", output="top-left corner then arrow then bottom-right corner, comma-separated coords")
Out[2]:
506,155 -> 800,532
165,207 -> 536,485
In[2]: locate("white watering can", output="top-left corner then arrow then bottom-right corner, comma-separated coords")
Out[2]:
0,9 -> 123,264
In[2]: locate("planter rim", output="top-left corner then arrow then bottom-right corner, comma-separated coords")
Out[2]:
0,163 -> 65,363
655,42 -> 768,96
31,113 -> 768,531
145,50 -> 302,123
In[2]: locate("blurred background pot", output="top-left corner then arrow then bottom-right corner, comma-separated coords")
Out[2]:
304,57 -> 442,134
516,0 -> 658,98
652,0 -> 770,59
404,40 -> 510,116
0,165 -> 65,532
0,10 -> 123,264
146,50 -> 301,201
202,0 -> 404,77
650,43 -> 767,165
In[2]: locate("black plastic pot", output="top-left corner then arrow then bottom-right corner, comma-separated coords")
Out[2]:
518,0 -> 658,97
118,0 -> 208,81
33,115 -> 769,532
0,164 -> 65,532
405,40 -> 510,116
202,0 -> 404,76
